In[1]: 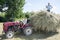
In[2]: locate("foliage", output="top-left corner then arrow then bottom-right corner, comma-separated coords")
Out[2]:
0,12 -> 5,17
5,0 -> 25,21
0,0 -> 25,21
0,0 -> 5,5
25,11 -> 35,18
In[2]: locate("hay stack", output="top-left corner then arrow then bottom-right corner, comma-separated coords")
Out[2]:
29,11 -> 60,32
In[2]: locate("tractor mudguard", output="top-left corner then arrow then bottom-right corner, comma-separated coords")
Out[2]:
22,23 -> 31,29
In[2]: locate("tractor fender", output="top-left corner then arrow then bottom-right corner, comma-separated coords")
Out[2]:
22,23 -> 31,29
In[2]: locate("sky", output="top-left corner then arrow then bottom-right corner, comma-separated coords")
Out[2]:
23,0 -> 60,14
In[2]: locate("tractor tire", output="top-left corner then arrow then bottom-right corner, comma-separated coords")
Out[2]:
23,27 -> 32,36
6,31 -> 14,39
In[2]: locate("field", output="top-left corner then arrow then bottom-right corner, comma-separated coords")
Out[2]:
0,23 -> 60,40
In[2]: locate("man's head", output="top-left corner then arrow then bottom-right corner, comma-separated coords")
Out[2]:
48,3 -> 50,5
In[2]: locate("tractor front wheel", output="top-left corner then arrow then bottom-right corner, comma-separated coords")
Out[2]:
6,31 -> 14,39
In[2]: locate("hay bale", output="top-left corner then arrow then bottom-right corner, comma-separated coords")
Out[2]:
29,11 -> 60,32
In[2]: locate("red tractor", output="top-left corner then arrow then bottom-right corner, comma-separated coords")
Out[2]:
2,21 -> 32,38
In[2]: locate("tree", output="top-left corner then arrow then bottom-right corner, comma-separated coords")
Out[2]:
5,0 -> 25,21
0,0 -> 5,5
25,11 -> 35,18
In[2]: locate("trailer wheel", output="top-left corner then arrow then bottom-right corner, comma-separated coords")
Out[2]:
23,27 -> 32,36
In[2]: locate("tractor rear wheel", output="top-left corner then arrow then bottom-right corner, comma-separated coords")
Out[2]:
23,27 -> 32,36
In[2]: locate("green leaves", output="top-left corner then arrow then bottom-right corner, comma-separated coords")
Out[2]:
0,0 -> 5,5
5,0 -> 25,21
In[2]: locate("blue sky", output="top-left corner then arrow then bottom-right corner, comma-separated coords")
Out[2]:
23,0 -> 60,14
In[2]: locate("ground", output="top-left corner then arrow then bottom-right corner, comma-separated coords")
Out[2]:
0,23 -> 60,40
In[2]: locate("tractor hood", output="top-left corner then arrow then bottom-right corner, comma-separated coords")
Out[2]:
3,22 -> 20,27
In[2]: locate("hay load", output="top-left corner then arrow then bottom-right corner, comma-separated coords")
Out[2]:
29,11 -> 60,32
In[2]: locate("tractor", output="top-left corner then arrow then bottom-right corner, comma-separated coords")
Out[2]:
2,20 -> 32,38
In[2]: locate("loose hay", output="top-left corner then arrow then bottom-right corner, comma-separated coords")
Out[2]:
29,11 -> 60,32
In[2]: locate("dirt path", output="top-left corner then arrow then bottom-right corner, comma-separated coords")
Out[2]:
0,23 -> 60,40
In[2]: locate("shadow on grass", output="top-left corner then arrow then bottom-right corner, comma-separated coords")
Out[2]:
0,34 -> 6,40
0,31 -> 59,40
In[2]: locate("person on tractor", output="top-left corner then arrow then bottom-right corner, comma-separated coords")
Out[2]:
46,3 -> 53,12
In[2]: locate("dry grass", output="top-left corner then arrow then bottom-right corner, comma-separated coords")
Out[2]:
29,11 -> 60,32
